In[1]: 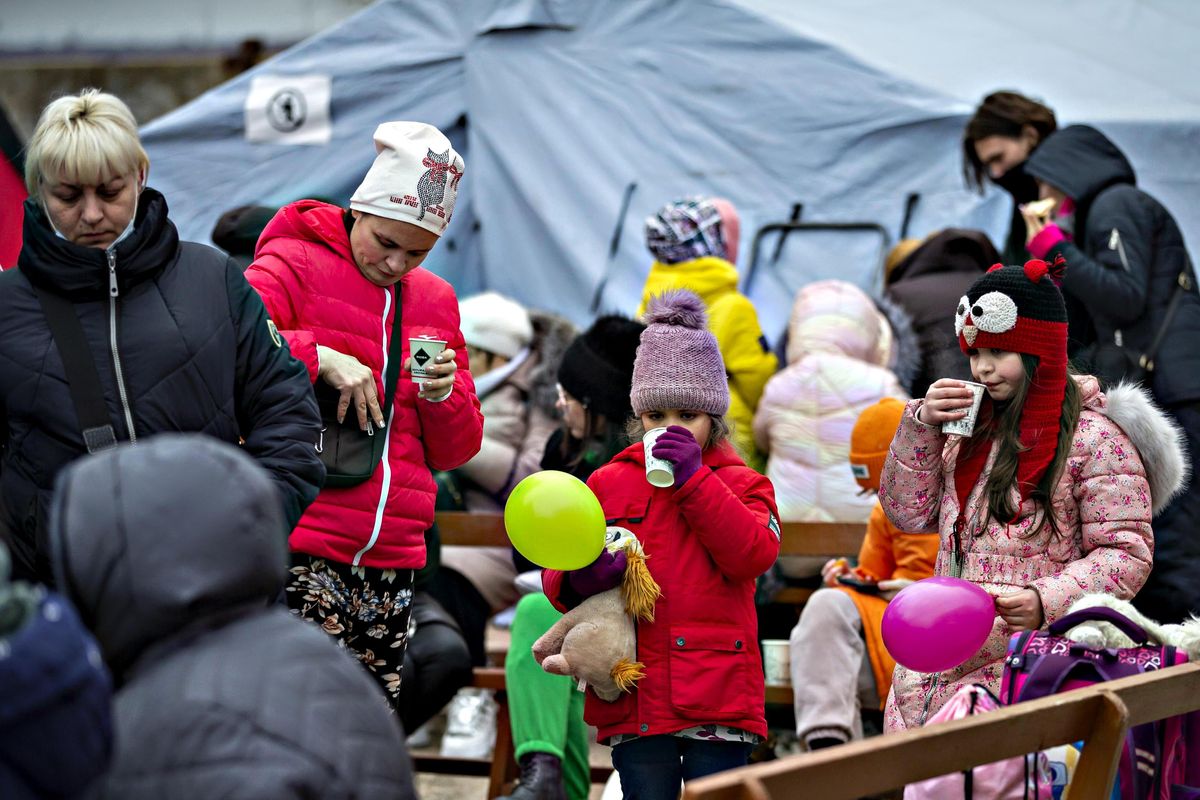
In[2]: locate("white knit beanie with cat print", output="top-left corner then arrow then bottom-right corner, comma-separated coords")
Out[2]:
349,121 -> 464,236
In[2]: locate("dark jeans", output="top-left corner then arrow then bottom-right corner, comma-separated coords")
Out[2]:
611,736 -> 753,800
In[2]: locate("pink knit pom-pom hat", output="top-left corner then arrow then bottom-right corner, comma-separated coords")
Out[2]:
630,289 -> 730,416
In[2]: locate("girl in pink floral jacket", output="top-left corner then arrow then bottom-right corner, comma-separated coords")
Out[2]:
879,259 -> 1188,730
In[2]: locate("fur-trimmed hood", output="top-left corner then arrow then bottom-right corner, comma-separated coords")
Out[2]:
875,292 -> 922,397
1095,381 -> 1190,515
526,310 -> 578,417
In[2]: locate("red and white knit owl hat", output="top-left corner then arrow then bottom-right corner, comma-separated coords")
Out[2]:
954,257 -> 1068,505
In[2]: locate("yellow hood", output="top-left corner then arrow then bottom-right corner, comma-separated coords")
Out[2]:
636,256 -> 739,317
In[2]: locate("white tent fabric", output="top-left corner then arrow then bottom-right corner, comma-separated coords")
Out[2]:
140,0 -> 1200,341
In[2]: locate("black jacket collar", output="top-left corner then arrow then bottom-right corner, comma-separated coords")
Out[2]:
18,188 -> 180,301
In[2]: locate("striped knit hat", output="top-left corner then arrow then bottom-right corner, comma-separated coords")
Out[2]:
954,257 -> 1068,506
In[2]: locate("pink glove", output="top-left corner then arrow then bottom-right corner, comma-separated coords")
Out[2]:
568,549 -> 627,598
651,425 -> 704,488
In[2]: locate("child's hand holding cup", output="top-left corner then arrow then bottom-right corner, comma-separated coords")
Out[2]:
642,427 -> 675,487
918,379 -> 986,435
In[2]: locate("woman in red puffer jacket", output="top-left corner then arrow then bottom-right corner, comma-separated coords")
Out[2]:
246,121 -> 483,709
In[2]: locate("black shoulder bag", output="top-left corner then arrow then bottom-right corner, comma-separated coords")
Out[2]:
1086,228 -> 1195,386
34,287 -> 120,453
315,287 -> 403,488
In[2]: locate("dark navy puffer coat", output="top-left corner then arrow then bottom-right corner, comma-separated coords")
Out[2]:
0,189 -> 323,583
0,590 -> 112,799
51,435 -> 414,800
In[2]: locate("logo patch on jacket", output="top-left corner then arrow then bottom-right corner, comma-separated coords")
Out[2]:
767,512 -> 781,540
267,320 -> 282,348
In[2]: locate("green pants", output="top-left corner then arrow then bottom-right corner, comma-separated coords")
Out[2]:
505,593 -> 592,800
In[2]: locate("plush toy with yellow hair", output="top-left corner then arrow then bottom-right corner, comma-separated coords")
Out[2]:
531,527 -> 660,702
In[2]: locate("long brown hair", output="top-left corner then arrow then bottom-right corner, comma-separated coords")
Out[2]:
970,354 -> 1082,535
962,91 -> 1057,191
557,407 -> 628,473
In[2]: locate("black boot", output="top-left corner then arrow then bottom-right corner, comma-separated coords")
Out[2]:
498,752 -> 566,800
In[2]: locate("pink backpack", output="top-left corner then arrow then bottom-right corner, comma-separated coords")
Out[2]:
904,684 -> 1052,800
1000,606 -> 1197,800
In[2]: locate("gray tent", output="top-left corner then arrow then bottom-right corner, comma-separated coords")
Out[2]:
141,0 -> 1200,340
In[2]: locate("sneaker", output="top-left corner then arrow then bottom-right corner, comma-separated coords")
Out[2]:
492,605 -> 518,629
439,688 -> 498,758
406,720 -> 433,749
514,570 -> 544,596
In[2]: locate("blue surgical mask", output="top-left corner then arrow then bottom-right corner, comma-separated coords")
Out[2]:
107,198 -> 138,250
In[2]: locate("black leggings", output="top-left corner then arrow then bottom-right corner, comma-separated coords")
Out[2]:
424,566 -> 493,667
398,591 -> 473,734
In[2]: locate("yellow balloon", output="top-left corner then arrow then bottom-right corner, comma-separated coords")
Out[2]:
504,471 -> 606,571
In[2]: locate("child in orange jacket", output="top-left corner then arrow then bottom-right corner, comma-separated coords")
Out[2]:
787,398 -> 938,750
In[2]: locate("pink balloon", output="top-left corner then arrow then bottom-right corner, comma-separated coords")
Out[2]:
881,577 -> 995,674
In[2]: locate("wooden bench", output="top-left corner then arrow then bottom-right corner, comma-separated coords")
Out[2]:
417,511 -> 866,797
682,661 -> 1200,799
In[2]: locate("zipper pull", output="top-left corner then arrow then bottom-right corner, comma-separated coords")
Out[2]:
107,249 -> 119,298
1109,228 -> 1120,250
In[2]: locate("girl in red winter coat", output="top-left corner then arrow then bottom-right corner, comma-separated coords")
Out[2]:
541,290 -> 780,800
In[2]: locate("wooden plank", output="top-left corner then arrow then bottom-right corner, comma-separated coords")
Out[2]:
470,666 -> 507,691
683,663 -> 1200,800
436,511 -> 510,547
684,690 -> 1117,800
435,512 -> 866,559
763,685 -> 794,706
1110,660 -> 1200,725
1068,690 -> 1129,800
412,753 -> 493,778
771,587 -> 814,606
777,521 -> 863,557
488,689 -> 517,799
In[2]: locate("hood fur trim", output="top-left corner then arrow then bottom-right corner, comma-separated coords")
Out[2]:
527,310 -> 578,416
1099,382 -> 1190,515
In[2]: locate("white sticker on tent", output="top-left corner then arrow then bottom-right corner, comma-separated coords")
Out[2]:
244,75 -> 332,145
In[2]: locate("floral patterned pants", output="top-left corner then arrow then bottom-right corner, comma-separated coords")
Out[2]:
286,554 -> 415,710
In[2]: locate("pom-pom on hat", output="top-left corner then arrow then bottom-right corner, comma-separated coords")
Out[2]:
458,292 -> 533,359
630,290 -> 729,416
350,121 -> 464,236
953,257 -> 1069,509
849,398 -> 906,492
558,315 -> 645,421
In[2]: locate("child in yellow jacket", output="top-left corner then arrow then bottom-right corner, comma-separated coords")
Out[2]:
786,398 -> 937,750
639,197 -> 777,470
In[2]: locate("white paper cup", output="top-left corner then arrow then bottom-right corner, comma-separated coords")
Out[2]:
941,380 -> 987,436
409,336 -> 448,383
761,639 -> 792,687
642,427 -> 675,488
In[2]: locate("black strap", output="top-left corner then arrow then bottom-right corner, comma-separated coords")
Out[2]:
380,285 -> 404,422
1141,268 -> 1193,372
33,286 -> 119,453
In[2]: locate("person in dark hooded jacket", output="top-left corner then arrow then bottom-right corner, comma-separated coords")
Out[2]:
50,434 -> 414,800
0,542 -> 112,800
884,228 -> 1000,398
1024,124 -> 1200,623
0,89 -> 324,585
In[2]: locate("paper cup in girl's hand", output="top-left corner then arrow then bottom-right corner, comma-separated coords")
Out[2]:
941,381 -> 986,436
642,428 -> 675,487
409,335 -> 447,383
